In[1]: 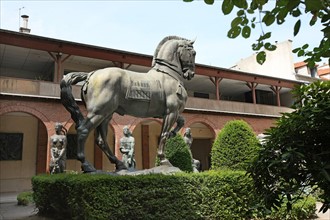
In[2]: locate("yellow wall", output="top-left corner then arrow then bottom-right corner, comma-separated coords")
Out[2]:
0,113 -> 38,192
148,122 -> 161,167
132,121 -> 162,169
132,125 -> 143,170
102,128 -> 116,172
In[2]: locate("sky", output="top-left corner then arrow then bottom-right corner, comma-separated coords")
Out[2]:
0,0 -> 325,68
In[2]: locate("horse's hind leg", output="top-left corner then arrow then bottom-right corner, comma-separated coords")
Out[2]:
169,115 -> 185,138
76,118 -> 98,173
95,117 -> 127,171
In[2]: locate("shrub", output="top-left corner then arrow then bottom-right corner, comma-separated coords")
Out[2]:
211,120 -> 260,170
32,171 -> 316,219
267,196 -> 317,220
156,134 -> 193,172
32,170 -> 259,219
248,81 -> 330,212
17,191 -> 34,206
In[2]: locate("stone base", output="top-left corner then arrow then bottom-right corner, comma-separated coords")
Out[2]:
116,165 -> 182,176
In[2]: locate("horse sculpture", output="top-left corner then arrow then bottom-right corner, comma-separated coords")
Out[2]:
60,36 -> 196,172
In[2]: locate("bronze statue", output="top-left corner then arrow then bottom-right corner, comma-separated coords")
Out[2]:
120,126 -> 136,171
183,128 -> 200,173
60,36 -> 196,172
49,122 -> 67,174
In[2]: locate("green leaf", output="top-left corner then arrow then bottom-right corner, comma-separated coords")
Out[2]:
252,42 -> 263,50
310,15 -> 317,26
231,17 -> 243,27
262,12 -> 275,26
222,0 -> 234,15
293,19 -> 301,36
292,47 -> 300,53
237,9 -> 245,16
264,42 -> 277,51
292,8 -> 301,17
297,50 -> 305,57
204,0 -> 214,5
227,26 -> 242,38
256,51 -> 266,65
233,0 -> 248,9
183,0 -> 194,2
287,0 -> 300,10
302,44 -> 309,50
277,8 -> 288,24
305,0 -> 324,12
242,26 -> 251,38
258,32 -> 271,41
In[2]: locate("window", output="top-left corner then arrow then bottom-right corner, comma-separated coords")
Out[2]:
194,92 -> 209,99
0,133 -> 23,160
66,134 -> 77,159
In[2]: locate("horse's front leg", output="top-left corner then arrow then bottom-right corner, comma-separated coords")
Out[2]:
158,112 -> 178,166
169,115 -> 185,138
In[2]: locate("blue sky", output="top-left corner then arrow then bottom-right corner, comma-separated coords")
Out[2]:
0,0 -> 325,67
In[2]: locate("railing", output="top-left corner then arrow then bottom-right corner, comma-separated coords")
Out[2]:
185,97 -> 293,117
0,76 -> 81,100
1,76 -> 292,117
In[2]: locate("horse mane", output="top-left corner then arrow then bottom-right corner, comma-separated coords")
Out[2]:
152,36 -> 189,67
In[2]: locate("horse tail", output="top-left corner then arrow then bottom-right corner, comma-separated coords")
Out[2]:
60,72 -> 88,128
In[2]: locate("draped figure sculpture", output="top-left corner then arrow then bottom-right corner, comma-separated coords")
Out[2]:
120,126 -> 136,171
183,128 -> 200,173
49,122 -> 67,174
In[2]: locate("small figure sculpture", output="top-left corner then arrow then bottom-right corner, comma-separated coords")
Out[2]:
120,126 -> 136,171
183,128 -> 200,173
49,122 -> 67,174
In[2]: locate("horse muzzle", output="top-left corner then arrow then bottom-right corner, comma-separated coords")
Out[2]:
183,68 -> 195,80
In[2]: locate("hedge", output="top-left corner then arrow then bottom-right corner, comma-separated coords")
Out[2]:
211,120 -> 260,170
33,170 -> 260,219
32,170 -> 316,219
155,134 -> 193,172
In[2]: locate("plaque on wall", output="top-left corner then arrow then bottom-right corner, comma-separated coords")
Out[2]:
0,133 -> 23,160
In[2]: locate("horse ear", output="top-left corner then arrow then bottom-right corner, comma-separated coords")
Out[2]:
189,37 -> 196,45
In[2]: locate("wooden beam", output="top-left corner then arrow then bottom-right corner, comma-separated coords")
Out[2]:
0,30 -> 152,67
270,85 -> 282,106
246,82 -> 258,104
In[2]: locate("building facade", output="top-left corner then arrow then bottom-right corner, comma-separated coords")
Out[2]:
1,29 -> 305,192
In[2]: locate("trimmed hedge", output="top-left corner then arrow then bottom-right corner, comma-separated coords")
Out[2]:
33,170 -> 259,219
17,191 -> 34,206
211,120 -> 260,170
32,171 -> 316,219
155,134 -> 193,172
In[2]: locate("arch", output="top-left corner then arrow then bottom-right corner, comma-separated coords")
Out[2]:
0,104 -> 50,125
183,119 -> 216,171
0,111 -> 48,192
131,119 -> 162,169
184,117 -> 217,138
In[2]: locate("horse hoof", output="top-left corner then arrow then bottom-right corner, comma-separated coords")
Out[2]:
115,162 -> 127,172
169,131 -> 176,138
160,159 -> 173,167
81,163 -> 96,173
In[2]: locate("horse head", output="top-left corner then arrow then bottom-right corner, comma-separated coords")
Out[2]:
178,39 -> 196,80
152,36 -> 196,81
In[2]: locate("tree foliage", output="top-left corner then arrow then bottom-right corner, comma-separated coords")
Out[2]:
184,0 -> 330,66
248,81 -> 330,213
211,120 -> 260,170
